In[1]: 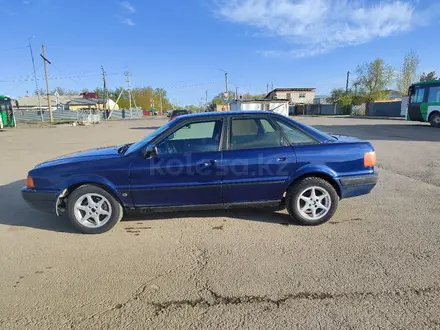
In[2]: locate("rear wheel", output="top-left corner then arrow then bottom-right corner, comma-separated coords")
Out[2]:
286,177 -> 339,225
67,185 -> 123,234
429,112 -> 440,128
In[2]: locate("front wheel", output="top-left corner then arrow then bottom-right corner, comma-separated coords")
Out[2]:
67,185 -> 123,234
429,112 -> 440,128
286,177 -> 339,226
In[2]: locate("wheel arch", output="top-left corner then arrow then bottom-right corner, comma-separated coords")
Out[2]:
428,110 -> 440,121
56,176 -> 123,215
286,169 -> 342,198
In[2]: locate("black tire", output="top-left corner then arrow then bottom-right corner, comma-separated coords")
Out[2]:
286,177 -> 339,226
429,112 -> 440,128
67,185 -> 123,234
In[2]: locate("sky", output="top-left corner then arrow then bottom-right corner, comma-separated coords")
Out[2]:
0,0 -> 439,105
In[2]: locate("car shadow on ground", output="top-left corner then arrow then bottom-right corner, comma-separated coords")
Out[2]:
130,126 -> 162,130
1,180 -> 297,233
0,180 -> 77,234
123,208 -> 297,226
312,123 -> 440,142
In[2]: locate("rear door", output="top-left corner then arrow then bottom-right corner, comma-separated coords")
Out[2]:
221,115 -> 297,203
129,118 -> 224,207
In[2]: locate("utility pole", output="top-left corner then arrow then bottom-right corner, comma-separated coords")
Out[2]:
101,65 -> 108,118
41,44 -> 53,123
346,71 -> 350,94
205,90 -> 208,107
159,89 -> 163,115
235,86 -> 238,100
267,84 -> 269,94
219,69 -> 228,99
28,37 -> 43,121
125,70 -> 133,118
354,82 -> 359,96
271,81 -> 274,92
225,72 -> 228,97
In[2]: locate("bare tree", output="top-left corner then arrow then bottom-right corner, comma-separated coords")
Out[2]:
420,71 -> 438,82
397,50 -> 419,95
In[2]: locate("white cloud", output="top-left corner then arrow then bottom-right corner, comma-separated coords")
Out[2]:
120,1 -> 136,14
123,18 -> 135,26
214,0 -> 427,58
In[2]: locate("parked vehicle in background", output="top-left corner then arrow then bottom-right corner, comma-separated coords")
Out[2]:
22,111 -> 378,234
0,95 -> 16,128
407,80 -> 440,127
169,109 -> 189,121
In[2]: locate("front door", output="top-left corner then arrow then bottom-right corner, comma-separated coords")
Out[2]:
129,119 -> 224,207
408,85 -> 426,121
221,116 -> 297,203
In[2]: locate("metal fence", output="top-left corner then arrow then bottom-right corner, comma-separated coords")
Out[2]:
14,109 -> 142,122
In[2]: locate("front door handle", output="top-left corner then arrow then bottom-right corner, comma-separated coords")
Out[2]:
276,156 -> 287,162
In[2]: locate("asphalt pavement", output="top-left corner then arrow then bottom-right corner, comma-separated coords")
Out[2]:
1,116 -> 439,329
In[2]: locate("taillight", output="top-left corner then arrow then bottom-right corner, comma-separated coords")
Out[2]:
364,151 -> 376,167
26,175 -> 35,189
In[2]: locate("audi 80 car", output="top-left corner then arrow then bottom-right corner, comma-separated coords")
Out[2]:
22,111 -> 378,234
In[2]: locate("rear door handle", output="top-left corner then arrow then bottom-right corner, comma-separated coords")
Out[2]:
199,160 -> 216,167
276,156 -> 287,162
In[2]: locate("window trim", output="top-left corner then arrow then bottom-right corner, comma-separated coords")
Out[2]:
151,118 -> 226,155
270,116 -> 320,146
225,116 -> 288,151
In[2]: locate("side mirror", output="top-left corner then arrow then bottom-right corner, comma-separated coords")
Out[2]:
144,145 -> 158,158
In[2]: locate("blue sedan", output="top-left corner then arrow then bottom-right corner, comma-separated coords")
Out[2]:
22,111 -> 378,234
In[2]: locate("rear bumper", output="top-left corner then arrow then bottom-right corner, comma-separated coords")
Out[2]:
21,187 -> 58,213
339,173 -> 378,199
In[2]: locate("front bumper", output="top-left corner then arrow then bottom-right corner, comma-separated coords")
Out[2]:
21,187 -> 58,213
339,173 -> 378,199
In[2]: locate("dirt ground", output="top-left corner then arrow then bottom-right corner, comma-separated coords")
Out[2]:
1,117 -> 440,329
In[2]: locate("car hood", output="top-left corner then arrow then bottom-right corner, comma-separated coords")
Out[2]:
35,146 -> 122,168
330,135 -> 364,143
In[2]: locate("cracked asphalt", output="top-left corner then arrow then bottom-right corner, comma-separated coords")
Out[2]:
1,117 -> 440,329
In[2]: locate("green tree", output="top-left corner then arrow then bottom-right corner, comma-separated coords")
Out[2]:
356,58 -> 394,114
397,50 -> 419,95
327,88 -> 346,104
420,71 -> 438,82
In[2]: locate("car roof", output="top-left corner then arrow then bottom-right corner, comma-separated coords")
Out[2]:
175,110 -> 275,121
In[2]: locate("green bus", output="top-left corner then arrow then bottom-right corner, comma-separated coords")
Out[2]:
0,95 -> 16,128
407,80 -> 440,127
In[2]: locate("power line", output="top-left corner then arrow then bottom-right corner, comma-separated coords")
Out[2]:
0,45 -> 29,52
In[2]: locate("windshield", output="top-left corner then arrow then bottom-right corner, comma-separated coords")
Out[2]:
125,121 -> 174,155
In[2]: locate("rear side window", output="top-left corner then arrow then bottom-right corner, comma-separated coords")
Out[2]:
230,118 -> 284,150
275,119 -> 317,145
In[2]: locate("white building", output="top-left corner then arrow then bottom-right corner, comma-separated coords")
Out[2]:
230,99 -> 289,117
265,88 -> 316,105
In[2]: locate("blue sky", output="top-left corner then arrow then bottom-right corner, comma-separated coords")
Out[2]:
1,0 -> 439,105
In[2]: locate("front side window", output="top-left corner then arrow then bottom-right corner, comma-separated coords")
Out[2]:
275,119 -> 317,145
428,86 -> 440,103
157,120 -> 223,154
230,118 -> 284,150
411,87 -> 425,104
